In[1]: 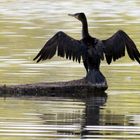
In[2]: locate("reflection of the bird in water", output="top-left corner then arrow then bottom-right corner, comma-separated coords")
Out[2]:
81,91 -> 107,138
39,92 -> 107,138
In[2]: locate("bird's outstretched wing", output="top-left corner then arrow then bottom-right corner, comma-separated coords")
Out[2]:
102,30 -> 140,64
33,31 -> 87,63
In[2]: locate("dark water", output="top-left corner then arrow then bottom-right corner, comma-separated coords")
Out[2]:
0,0 -> 140,139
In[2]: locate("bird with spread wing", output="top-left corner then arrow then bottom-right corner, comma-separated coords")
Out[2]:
34,13 -> 140,85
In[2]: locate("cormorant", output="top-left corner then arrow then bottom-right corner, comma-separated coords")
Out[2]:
34,13 -> 140,85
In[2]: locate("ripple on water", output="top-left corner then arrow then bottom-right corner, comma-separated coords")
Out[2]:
0,1 -> 140,140
0,94 -> 140,139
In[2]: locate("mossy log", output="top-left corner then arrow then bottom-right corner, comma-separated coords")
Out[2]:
0,78 -> 108,98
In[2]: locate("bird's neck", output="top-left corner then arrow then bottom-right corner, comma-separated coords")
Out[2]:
82,18 -> 89,38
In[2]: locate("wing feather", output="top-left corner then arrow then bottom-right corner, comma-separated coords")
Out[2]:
102,30 -> 140,64
33,31 -> 87,63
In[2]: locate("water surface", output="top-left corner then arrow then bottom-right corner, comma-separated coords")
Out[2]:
0,0 -> 140,86
0,0 -> 140,139
0,92 -> 140,139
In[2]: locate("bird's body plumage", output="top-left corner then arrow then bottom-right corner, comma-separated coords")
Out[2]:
34,13 -> 140,85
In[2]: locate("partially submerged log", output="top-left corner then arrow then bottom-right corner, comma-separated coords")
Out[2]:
0,78 -> 108,98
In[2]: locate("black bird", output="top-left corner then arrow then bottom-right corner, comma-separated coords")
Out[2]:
34,13 -> 140,85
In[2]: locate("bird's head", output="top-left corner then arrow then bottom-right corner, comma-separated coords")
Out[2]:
68,13 -> 86,22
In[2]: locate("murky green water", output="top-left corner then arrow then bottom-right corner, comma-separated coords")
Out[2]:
0,0 -> 140,139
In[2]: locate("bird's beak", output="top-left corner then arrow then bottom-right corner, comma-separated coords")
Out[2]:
68,14 -> 75,17
68,13 -> 78,19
